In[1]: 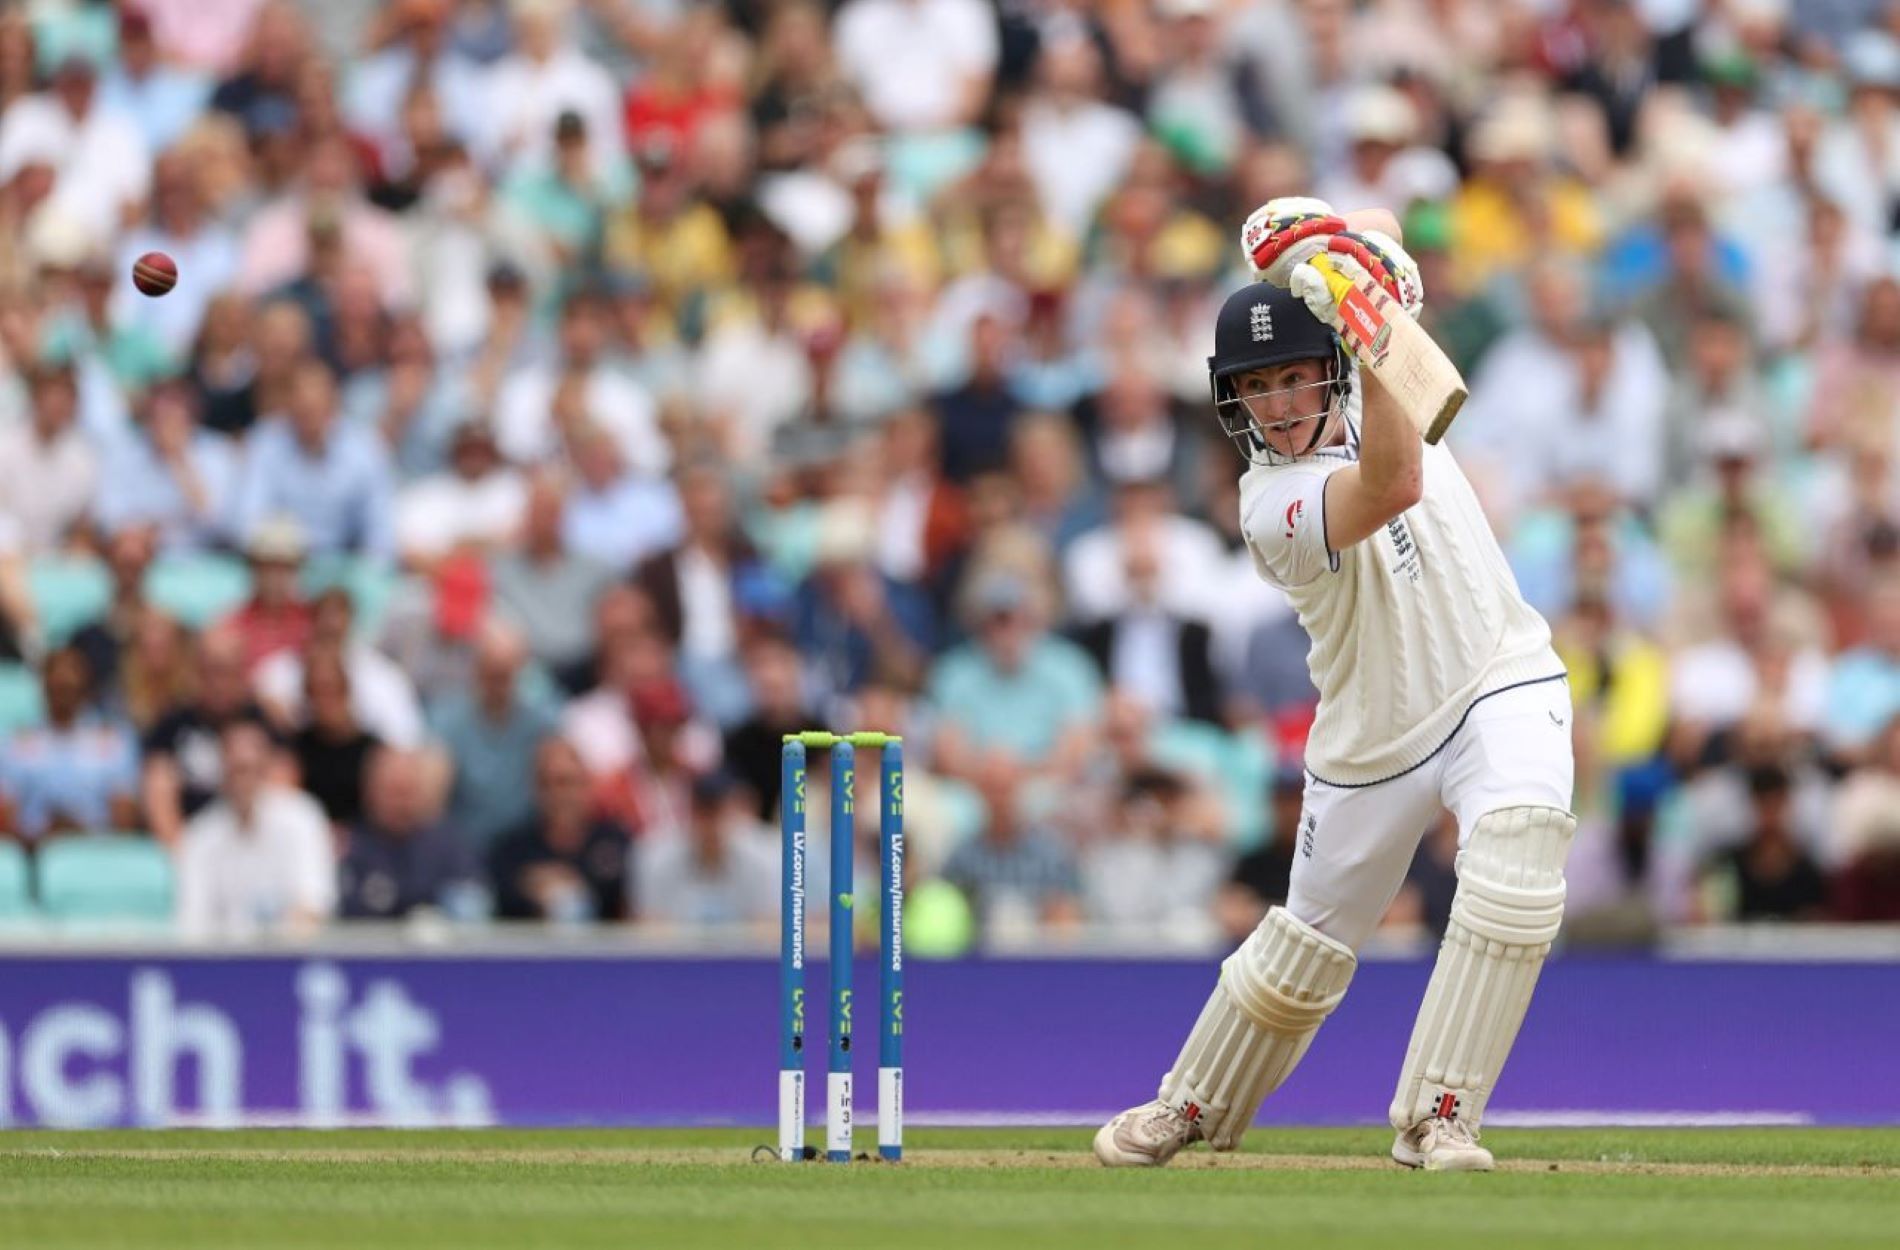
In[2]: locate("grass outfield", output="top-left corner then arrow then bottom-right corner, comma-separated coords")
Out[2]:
2,1127 -> 1897,1249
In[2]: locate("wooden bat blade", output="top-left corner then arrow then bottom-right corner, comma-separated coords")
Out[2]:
1309,254 -> 1467,445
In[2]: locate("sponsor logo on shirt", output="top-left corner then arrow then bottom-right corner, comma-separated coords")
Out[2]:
1283,499 -> 1303,538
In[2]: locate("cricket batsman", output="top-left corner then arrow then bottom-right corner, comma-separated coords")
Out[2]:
1093,200 -> 1575,1172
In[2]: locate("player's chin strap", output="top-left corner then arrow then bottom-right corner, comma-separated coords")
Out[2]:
1389,806 -> 1576,1133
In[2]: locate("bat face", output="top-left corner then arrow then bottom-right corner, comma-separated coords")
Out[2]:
1311,255 -> 1466,444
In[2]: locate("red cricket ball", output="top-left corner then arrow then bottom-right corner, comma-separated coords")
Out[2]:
132,251 -> 178,298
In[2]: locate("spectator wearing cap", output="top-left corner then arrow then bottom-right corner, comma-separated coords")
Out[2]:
339,745 -> 482,920
0,47 -> 151,242
97,8 -> 212,156
0,362 -> 95,555
93,378 -> 239,552
220,516 -> 315,675
793,512 -> 936,697
256,588 -> 426,749
927,566 -> 1103,782
0,645 -> 140,842
234,357 -> 396,563
1315,83 -> 1425,213
141,625 -> 281,848
489,469 -> 616,679
633,767 -> 778,928
1447,93 -> 1604,293
429,618 -> 560,851
488,736 -> 632,922
499,108 -> 634,266
175,716 -> 336,941
394,421 -> 526,573
495,284 -> 667,475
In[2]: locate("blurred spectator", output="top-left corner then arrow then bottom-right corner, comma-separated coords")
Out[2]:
483,0 -> 625,182
0,361 -> 95,554
0,47 -> 152,243
113,152 -> 237,361
341,0 -> 489,161
429,618 -> 560,851
941,751 -> 1082,936
633,767 -> 778,927
289,651 -> 381,827
234,358 -> 396,562
98,9 -> 213,156
221,517 -> 316,675
237,132 -> 412,308
1829,714 -> 1900,919
1822,578 -> 1900,763
68,524 -> 159,695
0,646 -> 139,841
490,469 -> 616,681
928,567 -> 1102,781
394,421 -> 526,572
1697,763 -> 1830,922
1022,34 -> 1139,239
497,286 -> 667,473
1080,767 -> 1225,938
176,716 -> 335,941
93,378 -> 239,551
339,745 -> 482,920
1073,526 -> 1222,725
793,520 -> 935,696
1805,273 -> 1900,455
1064,475 -> 1224,624
141,625 -> 277,848
1657,416 -> 1803,583
488,736 -> 631,922
256,587 -> 425,748
833,0 -> 996,136
723,628 -> 822,822
634,461 -> 760,681
1214,759 -> 1303,943
561,421 -> 683,575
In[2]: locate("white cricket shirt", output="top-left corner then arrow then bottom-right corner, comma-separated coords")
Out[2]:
1239,431 -> 1564,786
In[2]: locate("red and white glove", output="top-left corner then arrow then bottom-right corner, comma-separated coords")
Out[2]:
1332,228 -> 1425,316
1242,196 -> 1347,286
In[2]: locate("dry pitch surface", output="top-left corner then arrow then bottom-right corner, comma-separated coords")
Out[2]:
1,1127 -> 1896,1249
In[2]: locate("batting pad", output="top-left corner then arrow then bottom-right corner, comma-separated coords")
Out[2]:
1389,805 -> 1576,1132
1160,906 -> 1357,1150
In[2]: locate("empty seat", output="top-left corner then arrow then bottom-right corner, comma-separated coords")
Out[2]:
36,833 -> 174,923
0,841 -> 33,920
144,553 -> 253,629
28,557 -> 112,645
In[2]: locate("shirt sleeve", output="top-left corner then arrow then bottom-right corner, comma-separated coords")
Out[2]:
288,795 -> 339,921
1238,465 -> 1342,590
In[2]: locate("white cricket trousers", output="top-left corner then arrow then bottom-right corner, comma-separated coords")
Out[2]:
1287,676 -> 1576,951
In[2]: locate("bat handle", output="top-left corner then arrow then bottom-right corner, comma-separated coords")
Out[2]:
1308,253 -> 1357,305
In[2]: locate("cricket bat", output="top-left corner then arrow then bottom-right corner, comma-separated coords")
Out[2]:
1309,252 -> 1466,444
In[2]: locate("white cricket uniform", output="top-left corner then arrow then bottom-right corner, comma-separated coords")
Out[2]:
1238,423 -> 1573,950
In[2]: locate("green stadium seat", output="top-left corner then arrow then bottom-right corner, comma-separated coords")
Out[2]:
0,662 -> 45,735
28,557 -> 112,644
36,833 -> 175,924
0,841 -> 34,920
1150,720 -> 1271,849
144,552 -> 253,628
302,556 -> 400,638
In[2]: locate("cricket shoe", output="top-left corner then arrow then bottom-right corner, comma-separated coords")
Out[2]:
1093,1100 -> 1203,1167
1391,1116 -> 1494,1172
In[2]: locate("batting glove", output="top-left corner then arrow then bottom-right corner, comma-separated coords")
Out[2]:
1289,250 -> 1379,333
1243,196 -> 1347,286
1328,228 -> 1425,316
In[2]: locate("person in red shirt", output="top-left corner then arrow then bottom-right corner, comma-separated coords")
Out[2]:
219,516 -> 314,675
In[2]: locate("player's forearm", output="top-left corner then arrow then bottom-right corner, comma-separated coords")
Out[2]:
1356,369 -> 1423,509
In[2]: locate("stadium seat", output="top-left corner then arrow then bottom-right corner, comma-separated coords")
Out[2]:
0,662 -> 45,735
28,557 -> 112,645
1150,720 -> 1271,848
35,833 -> 175,924
145,552 -> 253,628
302,556 -> 400,638
0,841 -> 34,920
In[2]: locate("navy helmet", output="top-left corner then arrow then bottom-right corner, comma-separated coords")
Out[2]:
1207,280 -> 1351,465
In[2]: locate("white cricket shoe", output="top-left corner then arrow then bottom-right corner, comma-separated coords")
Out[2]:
1093,1100 -> 1204,1167
1391,1116 -> 1495,1172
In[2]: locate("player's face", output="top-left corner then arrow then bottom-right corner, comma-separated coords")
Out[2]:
1235,360 -> 1335,457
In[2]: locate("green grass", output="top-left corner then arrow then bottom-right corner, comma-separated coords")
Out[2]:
1,1127 -> 1896,1249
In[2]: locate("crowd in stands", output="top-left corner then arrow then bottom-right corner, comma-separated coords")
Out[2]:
3,0 -> 1900,950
